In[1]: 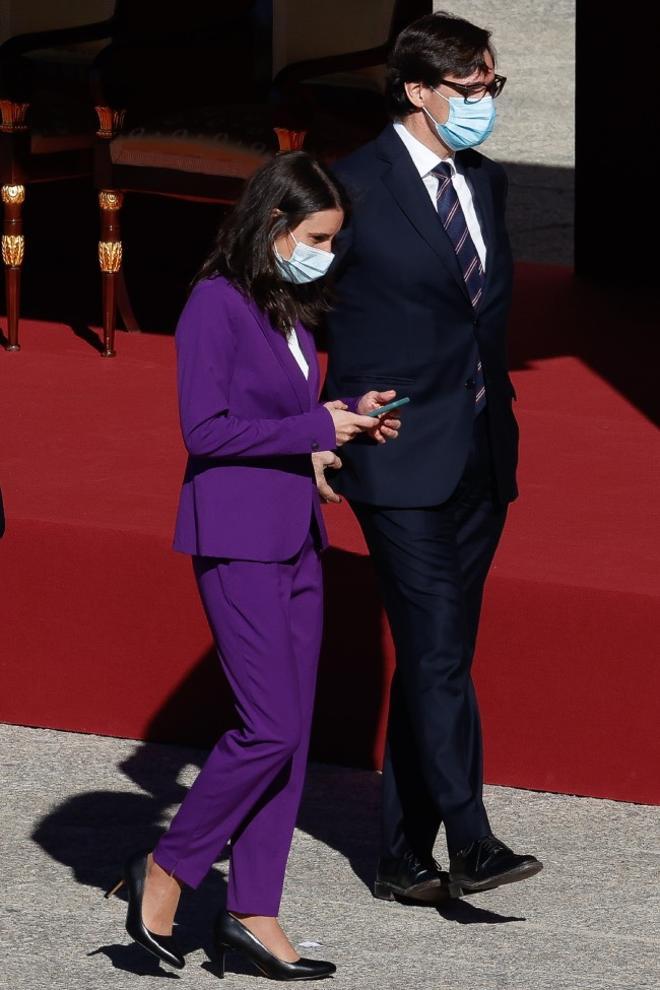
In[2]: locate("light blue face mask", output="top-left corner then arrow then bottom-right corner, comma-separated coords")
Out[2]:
274,230 -> 335,284
423,88 -> 496,152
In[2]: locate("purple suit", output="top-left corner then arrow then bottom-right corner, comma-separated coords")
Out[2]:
173,275 -> 336,560
153,275 -> 337,915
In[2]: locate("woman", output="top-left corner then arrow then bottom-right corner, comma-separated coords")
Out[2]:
105,151 -> 402,980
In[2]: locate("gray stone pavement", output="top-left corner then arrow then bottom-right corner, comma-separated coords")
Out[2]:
1,723 -> 658,990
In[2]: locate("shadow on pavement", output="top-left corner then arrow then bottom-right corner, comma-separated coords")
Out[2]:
436,900 -> 525,924
88,944 -> 182,978
30,741 -> 228,964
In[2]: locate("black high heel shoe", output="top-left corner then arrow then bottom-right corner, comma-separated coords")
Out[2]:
212,909 -> 336,981
104,851 -> 185,970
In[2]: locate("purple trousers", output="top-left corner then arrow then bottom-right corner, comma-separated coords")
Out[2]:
153,525 -> 323,916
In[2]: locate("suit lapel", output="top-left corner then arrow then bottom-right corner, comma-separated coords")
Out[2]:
297,322 -> 318,406
456,151 -> 496,306
377,126 -> 471,306
248,300 -> 310,414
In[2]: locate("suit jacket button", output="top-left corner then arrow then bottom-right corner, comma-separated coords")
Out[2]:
465,378 -> 475,389
311,441 -> 320,451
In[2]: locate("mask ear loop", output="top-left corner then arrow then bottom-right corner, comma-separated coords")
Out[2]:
431,86 -> 451,105
422,105 -> 441,127
422,86 -> 450,128
271,212 -> 296,265
431,86 -> 451,103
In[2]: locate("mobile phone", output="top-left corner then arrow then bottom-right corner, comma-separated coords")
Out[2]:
365,396 -> 410,417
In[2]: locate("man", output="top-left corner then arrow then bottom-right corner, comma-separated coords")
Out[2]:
315,11 -> 542,903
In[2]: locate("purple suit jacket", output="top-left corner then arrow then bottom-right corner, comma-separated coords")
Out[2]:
173,276 -> 337,561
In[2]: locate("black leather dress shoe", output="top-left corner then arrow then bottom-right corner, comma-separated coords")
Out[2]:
213,910 -> 336,981
374,850 -> 461,903
104,851 -> 185,970
449,835 -> 543,894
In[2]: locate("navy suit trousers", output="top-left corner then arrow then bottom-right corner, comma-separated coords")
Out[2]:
351,410 -> 507,857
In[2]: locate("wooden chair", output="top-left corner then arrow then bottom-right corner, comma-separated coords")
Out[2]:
0,0 -> 267,354
92,0 -> 431,356
0,1 -> 430,355
90,0 -> 284,356
271,0 -> 431,163
0,5 -> 115,351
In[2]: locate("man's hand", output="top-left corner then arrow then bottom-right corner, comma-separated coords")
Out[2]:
356,389 -> 403,445
312,450 -> 343,504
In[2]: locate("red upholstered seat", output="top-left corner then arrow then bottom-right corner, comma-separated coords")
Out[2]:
109,106 -> 278,178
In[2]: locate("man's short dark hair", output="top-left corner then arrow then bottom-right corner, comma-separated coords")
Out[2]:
386,11 -> 495,118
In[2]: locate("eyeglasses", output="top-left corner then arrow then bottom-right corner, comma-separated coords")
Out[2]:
435,73 -> 507,104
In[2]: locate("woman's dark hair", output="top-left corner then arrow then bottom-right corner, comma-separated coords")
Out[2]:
386,11 -> 495,118
192,151 -> 349,334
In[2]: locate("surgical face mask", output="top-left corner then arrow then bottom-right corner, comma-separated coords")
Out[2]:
274,230 -> 334,284
423,88 -> 496,152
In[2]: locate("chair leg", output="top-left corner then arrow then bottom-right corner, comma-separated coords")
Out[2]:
98,190 -> 124,357
273,128 -> 307,151
2,184 -> 26,352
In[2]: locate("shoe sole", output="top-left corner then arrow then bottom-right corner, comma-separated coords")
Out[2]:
230,953 -> 334,982
126,926 -> 185,970
253,966 -> 334,981
452,860 -> 543,895
374,877 -> 463,903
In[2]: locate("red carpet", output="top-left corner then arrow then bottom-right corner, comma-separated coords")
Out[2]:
1,263 -> 658,803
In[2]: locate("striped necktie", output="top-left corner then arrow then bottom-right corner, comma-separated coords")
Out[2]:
432,161 -> 486,415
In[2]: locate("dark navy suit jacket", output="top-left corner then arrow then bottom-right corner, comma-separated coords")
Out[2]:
325,124 -> 519,507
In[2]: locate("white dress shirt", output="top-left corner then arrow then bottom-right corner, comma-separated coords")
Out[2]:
286,325 -> 309,380
392,121 -> 487,271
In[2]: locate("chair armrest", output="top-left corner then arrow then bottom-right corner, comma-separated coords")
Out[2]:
0,19 -> 116,60
0,20 -> 116,106
272,43 -> 389,92
89,23 -> 256,114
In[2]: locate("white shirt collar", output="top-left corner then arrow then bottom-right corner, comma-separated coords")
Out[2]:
392,120 -> 455,178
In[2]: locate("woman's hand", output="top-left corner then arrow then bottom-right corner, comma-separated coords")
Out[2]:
323,400 -> 380,447
356,390 -> 403,445
312,451 -> 343,503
